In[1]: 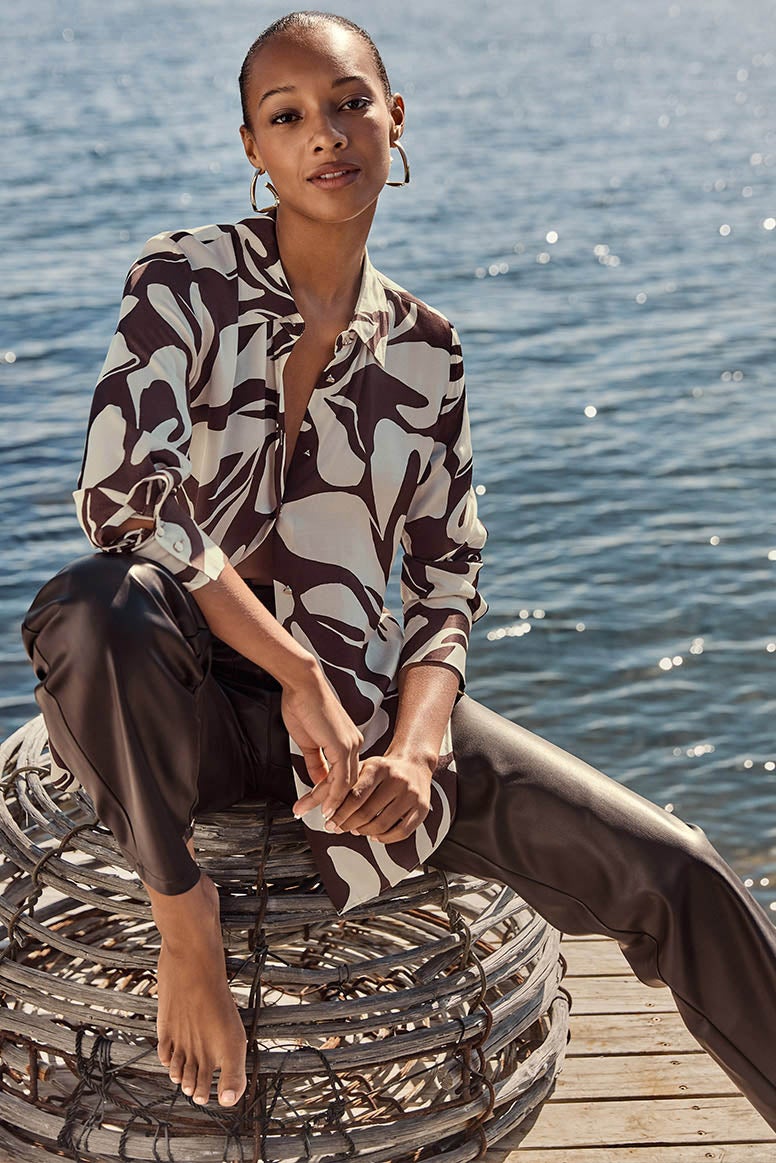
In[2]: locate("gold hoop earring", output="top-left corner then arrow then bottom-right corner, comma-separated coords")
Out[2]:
250,168 -> 280,213
385,141 -> 410,188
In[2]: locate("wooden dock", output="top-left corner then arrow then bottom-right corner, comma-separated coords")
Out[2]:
489,933 -> 776,1161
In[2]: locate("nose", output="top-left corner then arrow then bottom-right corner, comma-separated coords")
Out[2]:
310,110 -> 347,152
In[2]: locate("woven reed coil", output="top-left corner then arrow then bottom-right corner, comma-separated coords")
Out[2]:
0,715 -> 570,1163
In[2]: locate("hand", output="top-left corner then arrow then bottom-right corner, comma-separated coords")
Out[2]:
281,666 -> 363,811
297,753 -> 434,844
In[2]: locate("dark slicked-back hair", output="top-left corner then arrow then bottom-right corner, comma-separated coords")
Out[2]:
239,10 -> 393,129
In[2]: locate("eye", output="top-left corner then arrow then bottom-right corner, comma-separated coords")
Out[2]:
269,110 -> 299,125
341,97 -> 372,111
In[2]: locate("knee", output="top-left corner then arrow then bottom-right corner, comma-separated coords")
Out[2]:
22,553 -> 198,672
652,818 -> 725,905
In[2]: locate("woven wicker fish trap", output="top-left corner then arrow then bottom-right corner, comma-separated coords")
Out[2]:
0,715 -> 570,1163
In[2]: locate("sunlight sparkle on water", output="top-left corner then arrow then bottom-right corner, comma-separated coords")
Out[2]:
656,655 -> 684,674
487,622 -> 532,642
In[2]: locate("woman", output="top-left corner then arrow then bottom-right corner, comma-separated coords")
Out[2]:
21,10 -> 776,1128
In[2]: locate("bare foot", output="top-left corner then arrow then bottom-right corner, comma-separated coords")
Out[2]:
147,839 -> 247,1107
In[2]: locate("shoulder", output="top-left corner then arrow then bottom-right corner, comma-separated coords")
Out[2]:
373,266 -> 459,355
123,221 -> 247,319
132,221 -> 241,277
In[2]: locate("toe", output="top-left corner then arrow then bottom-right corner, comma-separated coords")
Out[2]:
157,1033 -> 173,1068
193,1060 -> 214,1106
218,1052 -> 247,1107
181,1057 -> 198,1097
169,1046 -> 185,1086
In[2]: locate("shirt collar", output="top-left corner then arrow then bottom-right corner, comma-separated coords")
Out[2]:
241,209 -> 391,367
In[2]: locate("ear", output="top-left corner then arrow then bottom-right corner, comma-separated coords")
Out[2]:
239,123 -> 265,171
388,93 -> 406,144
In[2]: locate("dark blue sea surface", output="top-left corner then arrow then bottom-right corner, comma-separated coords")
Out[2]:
1,0 -> 774,912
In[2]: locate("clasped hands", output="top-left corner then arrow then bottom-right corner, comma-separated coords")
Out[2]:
293,751 -> 434,843
282,671 -> 434,844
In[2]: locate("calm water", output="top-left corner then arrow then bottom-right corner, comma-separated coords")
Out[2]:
2,0 -> 775,912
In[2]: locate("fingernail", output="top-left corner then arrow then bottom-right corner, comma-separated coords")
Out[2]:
222,1089 -> 236,1104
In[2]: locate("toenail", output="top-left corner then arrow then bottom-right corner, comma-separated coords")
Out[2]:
194,1095 -> 207,1104
221,1089 -> 236,1103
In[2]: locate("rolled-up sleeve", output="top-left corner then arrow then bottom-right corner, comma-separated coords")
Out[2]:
72,234 -> 227,591
397,324 -> 488,691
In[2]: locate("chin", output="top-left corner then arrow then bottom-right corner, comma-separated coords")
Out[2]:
296,190 -> 381,226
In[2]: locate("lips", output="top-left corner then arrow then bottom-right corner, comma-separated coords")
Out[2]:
307,165 -> 360,189
308,162 -> 360,180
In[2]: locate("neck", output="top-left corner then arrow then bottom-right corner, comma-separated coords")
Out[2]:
274,203 -> 376,320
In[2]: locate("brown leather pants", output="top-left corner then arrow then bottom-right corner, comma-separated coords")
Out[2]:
21,553 -> 776,1132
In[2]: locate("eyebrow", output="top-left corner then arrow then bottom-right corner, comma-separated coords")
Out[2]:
258,75 -> 372,109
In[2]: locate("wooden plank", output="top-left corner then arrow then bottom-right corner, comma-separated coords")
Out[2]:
482,934 -> 776,1157
553,1052 -> 739,1099
564,977 -> 676,1014
563,1011 -> 702,1056
491,1144 -> 774,1162
501,1096 -> 774,1149
560,941 -> 633,977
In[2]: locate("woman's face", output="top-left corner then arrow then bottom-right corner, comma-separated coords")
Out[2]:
239,25 -> 404,226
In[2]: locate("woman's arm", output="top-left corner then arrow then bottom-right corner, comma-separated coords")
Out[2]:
117,520 -> 364,796
197,561 -> 364,796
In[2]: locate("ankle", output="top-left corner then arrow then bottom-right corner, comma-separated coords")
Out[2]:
148,874 -> 222,952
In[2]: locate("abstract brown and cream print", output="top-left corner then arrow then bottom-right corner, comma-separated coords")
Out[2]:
73,208 -> 488,912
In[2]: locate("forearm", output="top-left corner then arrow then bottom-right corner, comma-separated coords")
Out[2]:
191,562 -> 317,687
386,662 -> 461,772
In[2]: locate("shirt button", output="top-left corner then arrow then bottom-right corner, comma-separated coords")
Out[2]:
326,374 -> 335,384
173,540 -> 184,552
283,585 -> 292,594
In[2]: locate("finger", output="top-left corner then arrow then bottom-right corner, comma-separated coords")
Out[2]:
372,808 -> 423,844
300,745 -> 329,786
293,777 -> 331,818
320,752 -> 359,819
333,786 -> 395,833
357,801 -> 407,837
327,765 -> 387,829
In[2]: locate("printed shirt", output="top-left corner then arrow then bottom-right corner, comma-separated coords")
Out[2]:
74,207 -> 489,914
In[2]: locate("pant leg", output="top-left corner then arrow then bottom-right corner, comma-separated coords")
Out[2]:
427,693 -> 776,1132
21,553 -> 256,896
